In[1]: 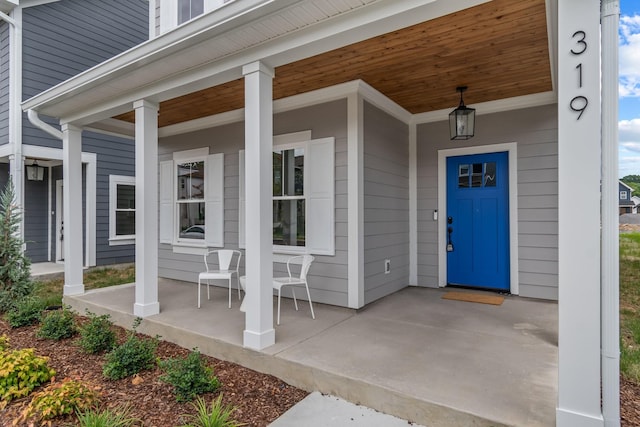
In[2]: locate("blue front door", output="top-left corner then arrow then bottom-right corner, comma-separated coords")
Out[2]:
446,152 -> 510,290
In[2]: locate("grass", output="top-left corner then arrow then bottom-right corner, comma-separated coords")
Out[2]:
620,232 -> 640,383
32,265 -> 135,308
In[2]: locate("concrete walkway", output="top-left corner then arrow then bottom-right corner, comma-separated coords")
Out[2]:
65,280 -> 558,427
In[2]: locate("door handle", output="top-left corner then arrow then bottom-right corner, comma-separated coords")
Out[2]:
447,225 -> 454,252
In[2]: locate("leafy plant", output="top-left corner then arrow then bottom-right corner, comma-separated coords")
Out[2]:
179,395 -> 245,427
37,307 -> 77,340
159,349 -> 220,402
0,347 -> 55,407
5,295 -> 46,328
0,178 -> 34,313
0,334 -> 8,351
76,404 -> 141,427
103,318 -> 158,380
16,378 -> 99,423
78,311 -> 117,354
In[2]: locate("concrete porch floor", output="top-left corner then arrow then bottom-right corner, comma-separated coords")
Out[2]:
64,279 -> 558,427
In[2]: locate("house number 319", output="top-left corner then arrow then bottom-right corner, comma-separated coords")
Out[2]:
570,30 -> 588,120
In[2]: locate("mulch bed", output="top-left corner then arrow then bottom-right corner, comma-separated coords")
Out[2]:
0,316 -> 308,427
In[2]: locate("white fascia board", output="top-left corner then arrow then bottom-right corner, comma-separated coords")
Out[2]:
23,0 -> 489,127
85,118 -> 136,139
17,0 -> 60,8
412,91 -> 557,125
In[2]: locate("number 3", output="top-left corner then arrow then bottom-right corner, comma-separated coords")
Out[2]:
571,30 -> 587,55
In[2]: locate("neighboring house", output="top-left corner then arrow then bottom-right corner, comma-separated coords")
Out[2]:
632,195 -> 640,214
21,0 -> 619,425
620,181 -> 635,214
0,0 -> 148,266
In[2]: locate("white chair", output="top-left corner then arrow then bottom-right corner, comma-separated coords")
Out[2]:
272,255 -> 315,325
198,250 -> 242,309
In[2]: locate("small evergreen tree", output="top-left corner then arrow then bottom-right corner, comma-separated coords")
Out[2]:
0,178 -> 33,313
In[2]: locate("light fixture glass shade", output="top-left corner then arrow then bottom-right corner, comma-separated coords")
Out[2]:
26,164 -> 45,181
449,106 -> 475,140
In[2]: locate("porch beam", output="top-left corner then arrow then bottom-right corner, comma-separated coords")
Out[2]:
61,124 -> 84,296
133,100 -> 160,317
556,0 -> 603,425
242,61 -> 275,350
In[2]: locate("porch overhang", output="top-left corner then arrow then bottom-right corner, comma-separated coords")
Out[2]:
21,0 -> 554,130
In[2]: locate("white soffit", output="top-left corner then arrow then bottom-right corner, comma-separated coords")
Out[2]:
22,0 -> 489,126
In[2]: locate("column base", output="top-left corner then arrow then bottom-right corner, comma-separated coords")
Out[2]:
63,283 -> 84,296
556,408 -> 603,427
133,301 -> 160,317
243,328 -> 275,350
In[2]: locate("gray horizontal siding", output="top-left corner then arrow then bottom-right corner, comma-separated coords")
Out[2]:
416,104 -> 558,300
22,0 -> 147,149
24,175 -> 49,262
158,100 -> 349,307
363,101 -> 409,305
0,22 -> 8,146
84,131 -> 136,266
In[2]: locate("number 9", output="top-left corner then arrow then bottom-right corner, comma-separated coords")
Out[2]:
570,96 -> 588,120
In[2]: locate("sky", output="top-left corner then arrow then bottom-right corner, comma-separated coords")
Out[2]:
619,0 -> 640,177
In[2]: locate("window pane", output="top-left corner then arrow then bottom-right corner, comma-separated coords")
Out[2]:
471,163 -> 483,187
177,0 -> 190,23
484,162 -> 496,187
458,164 -> 469,188
178,203 -> 205,239
273,151 -> 282,196
177,161 -> 205,200
192,0 -> 204,17
115,211 -> 135,236
116,184 -> 135,209
283,148 -> 304,196
273,199 -> 305,247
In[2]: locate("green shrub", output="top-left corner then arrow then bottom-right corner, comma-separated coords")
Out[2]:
77,403 -> 141,427
0,348 -> 56,407
159,349 -> 220,402
179,395 -> 244,427
5,295 -> 46,328
0,178 -> 34,313
37,307 -> 77,340
103,318 -> 158,380
16,378 -> 98,423
0,334 -> 8,351
78,311 -> 117,354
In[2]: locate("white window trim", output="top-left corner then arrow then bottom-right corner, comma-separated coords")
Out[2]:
109,175 -> 136,246
161,147 -> 224,254
620,191 -> 628,200
239,131 -> 335,256
273,141 -> 308,254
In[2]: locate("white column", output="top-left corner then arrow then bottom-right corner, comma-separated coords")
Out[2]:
61,124 -> 84,296
601,1 -> 620,426
133,100 -> 160,317
347,93 -> 364,308
242,61 -> 275,350
556,1 -> 603,426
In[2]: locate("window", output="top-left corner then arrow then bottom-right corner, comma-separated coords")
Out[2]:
177,161 -> 205,240
160,148 -> 224,253
273,147 -> 305,248
239,135 -> 335,255
621,191 -> 628,200
178,0 -> 204,24
458,162 -> 497,189
109,175 -> 135,245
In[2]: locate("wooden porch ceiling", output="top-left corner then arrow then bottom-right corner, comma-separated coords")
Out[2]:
115,0 -> 551,128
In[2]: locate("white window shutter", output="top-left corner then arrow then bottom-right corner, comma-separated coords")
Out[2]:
306,137 -> 335,255
159,160 -> 174,244
238,150 -> 245,249
205,153 -> 224,247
